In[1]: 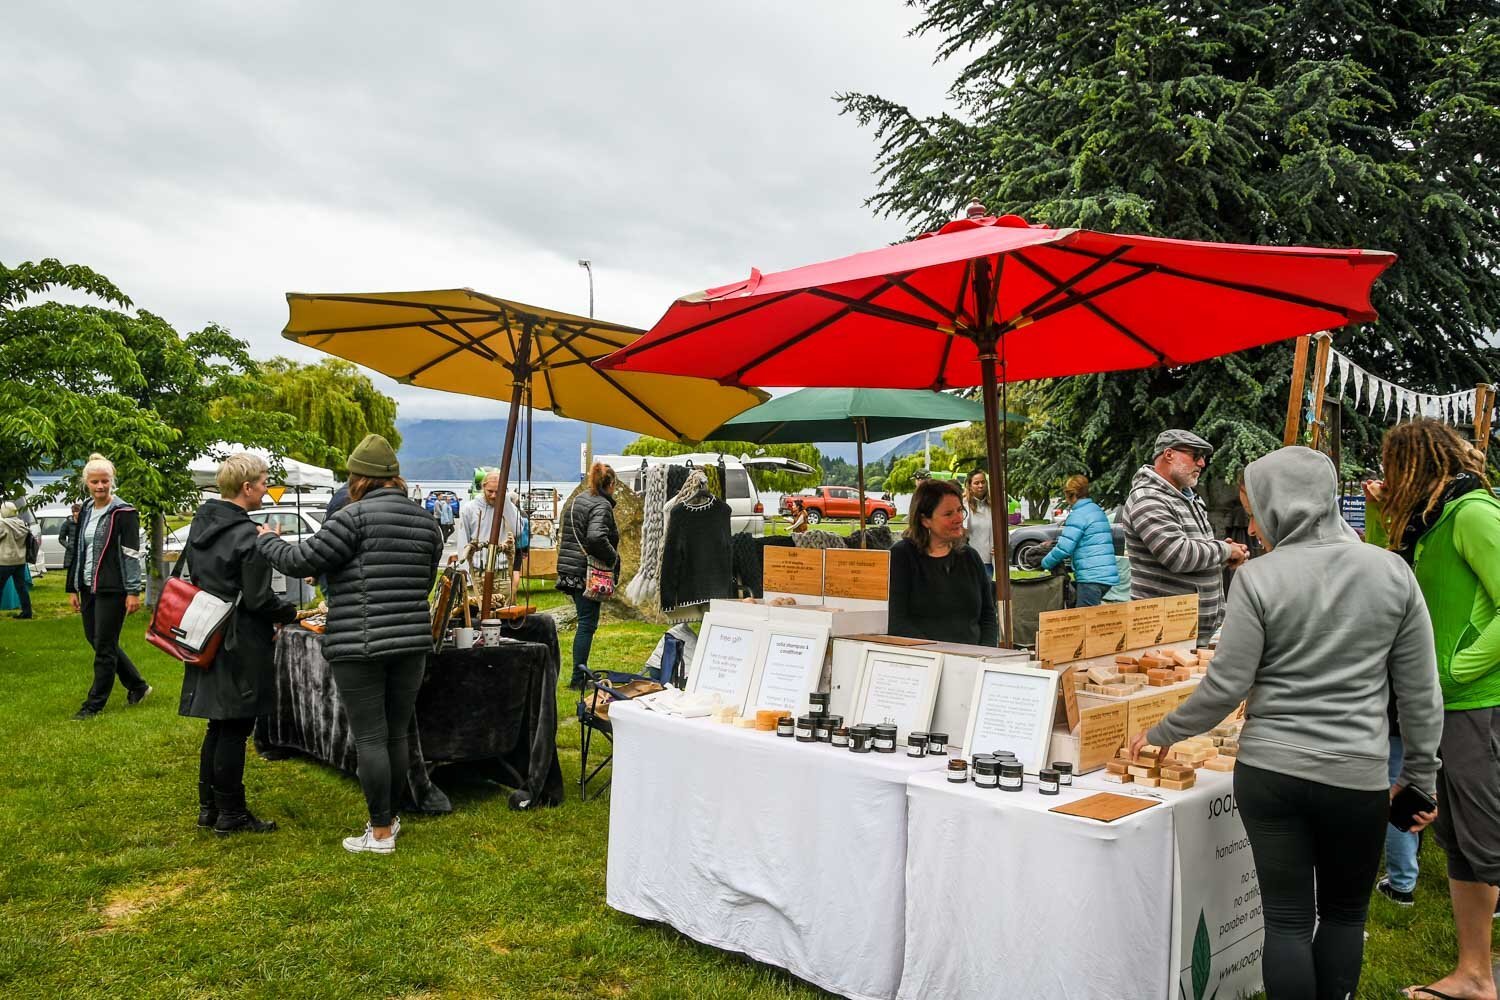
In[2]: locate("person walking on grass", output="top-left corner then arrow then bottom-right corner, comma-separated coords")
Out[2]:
180,454 -> 300,835
556,462 -> 620,687
1131,447 -> 1442,1000
1365,419 -> 1500,1000
256,435 -> 442,856
66,454 -> 151,719
0,501 -> 33,619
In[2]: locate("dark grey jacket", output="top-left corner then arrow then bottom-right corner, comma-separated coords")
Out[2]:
257,487 -> 443,661
556,491 -> 619,595
178,499 -> 298,720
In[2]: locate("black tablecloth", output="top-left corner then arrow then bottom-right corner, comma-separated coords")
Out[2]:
255,616 -> 564,810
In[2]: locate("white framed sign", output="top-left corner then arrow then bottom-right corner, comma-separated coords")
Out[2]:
961,662 -> 1060,774
850,644 -> 944,742
685,613 -> 766,715
750,624 -> 831,716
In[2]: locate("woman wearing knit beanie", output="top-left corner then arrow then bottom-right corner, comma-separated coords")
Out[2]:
256,434 -> 444,855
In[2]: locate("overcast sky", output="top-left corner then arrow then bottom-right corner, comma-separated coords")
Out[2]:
2,2 -> 956,421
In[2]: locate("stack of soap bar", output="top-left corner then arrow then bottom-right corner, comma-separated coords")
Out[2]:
733,716 -> 757,729
1086,665 -> 1120,686
1161,773 -> 1196,790
713,706 -> 738,724
1203,756 -> 1236,772
754,709 -> 788,732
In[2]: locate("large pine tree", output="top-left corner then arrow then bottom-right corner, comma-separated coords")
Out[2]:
841,0 -> 1500,499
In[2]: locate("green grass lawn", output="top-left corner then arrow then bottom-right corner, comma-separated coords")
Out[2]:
0,573 -> 1484,998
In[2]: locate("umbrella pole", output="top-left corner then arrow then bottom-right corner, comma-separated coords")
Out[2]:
980,348 -> 1013,648
482,318 -> 534,619
856,418 -> 866,549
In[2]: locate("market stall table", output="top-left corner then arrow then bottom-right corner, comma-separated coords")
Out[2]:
256,617 -> 564,810
605,700 -> 947,1000
897,768 -> 1263,999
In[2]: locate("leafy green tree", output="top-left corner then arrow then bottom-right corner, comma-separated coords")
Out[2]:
841,1 -> 1500,500
885,447 -> 954,493
213,357 -> 399,478
621,437 -> 821,494
0,258 -> 304,583
1007,425 -> 1091,519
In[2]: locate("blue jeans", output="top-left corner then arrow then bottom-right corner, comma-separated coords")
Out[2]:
571,593 -> 602,683
1384,735 -> 1420,891
1075,581 -> 1108,607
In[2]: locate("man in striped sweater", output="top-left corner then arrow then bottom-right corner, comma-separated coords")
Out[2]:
1122,430 -> 1248,639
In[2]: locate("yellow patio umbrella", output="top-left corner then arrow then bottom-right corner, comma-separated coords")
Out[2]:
283,288 -> 769,614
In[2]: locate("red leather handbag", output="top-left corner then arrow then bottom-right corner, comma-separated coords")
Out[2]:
145,543 -> 237,669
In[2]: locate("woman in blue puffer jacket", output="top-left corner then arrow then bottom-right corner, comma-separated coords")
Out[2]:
1041,475 -> 1120,606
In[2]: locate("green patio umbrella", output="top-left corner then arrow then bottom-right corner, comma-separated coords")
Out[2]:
713,387 -> 1022,544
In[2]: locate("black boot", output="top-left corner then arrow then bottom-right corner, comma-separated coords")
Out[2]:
198,781 -> 218,828
213,786 -> 277,835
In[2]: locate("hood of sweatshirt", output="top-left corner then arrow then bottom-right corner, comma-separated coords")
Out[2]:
190,498 -> 252,547
1242,446 -> 1357,549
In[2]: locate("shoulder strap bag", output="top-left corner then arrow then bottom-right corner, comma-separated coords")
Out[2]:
145,540 -> 239,669
571,503 -> 616,601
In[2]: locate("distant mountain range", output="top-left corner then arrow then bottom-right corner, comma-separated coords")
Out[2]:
395,418 -> 637,481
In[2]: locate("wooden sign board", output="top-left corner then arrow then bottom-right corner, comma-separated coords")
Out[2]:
1125,687 -> 1180,738
824,549 -> 890,601
1083,603 -> 1130,659
763,547 -> 824,597
1077,700 -> 1129,772
1057,665 -> 1080,730
1126,598 -> 1166,649
1162,595 -> 1200,644
1036,608 -> 1088,665
1051,792 -> 1160,824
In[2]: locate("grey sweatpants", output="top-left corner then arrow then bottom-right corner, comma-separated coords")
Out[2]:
1434,706 -> 1500,886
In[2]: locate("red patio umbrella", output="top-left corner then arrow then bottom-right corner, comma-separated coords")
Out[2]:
598,209 -> 1395,645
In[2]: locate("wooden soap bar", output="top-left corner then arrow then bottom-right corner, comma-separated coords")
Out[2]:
1135,775 -> 1162,788
754,709 -> 785,731
1115,655 -> 1139,666
1106,759 -> 1130,775
1161,775 -> 1196,790
1101,772 -> 1134,784
1168,649 -> 1196,668
1203,756 -> 1236,772
1128,764 -> 1160,779
1160,764 -> 1195,781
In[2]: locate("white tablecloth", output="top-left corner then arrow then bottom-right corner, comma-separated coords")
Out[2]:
606,701 -> 948,1000
899,769 -> 1263,999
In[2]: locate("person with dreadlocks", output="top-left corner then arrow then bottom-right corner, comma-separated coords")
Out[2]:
1366,418 -> 1500,1000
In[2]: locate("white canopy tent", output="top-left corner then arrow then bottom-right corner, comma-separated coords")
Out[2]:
188,445 -> 339,491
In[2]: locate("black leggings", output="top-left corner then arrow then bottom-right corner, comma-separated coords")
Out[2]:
80,591 -> 147,711
1234,762 -> 1388,1000
199,716 -> 256,792
330,655 -> 426,828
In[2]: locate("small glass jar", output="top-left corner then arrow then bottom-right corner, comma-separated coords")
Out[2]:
1050,761 -> 1074,786
795,716 -> 816,743
776,716 -> 795,738
906,733 -> 928,758
873,723 -> 898,753
947,758 -> 969,783
814,718 -> 833,742
927,732 -> 949,756
831,726 -> 850,748
850,727 -> 874,753
824,714 -> 843,733
973,758 -> 1000,789
809,691 -> 830,714
999,761 -> 1024,792
1038,767 -> 1060,795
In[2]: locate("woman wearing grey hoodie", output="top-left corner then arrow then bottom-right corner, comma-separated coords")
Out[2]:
1132,447 -> 1442,1000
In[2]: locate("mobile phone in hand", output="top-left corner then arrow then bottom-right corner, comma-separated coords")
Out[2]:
1389,784 -> 1437,833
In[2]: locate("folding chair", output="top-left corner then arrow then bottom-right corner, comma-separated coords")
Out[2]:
576,668 -> 663,801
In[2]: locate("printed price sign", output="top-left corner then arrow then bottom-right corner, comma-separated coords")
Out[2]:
1037,608 -> 1087,665
763,548 -> 824,596
824,549 -> 890,601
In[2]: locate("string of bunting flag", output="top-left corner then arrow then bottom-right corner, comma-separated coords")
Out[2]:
1321,343 -> 1495,426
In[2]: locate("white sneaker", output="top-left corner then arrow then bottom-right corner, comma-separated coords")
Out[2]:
391,816 -> 401,839
342,829 -> 396,855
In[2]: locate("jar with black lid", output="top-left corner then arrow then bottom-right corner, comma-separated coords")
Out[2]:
927,732 -> 949,756
999,761 -> 1024,792
1038,767 -> 1060,795
831,726 -> 850,748
973,758 -> 1000,788
1050,761 -> 1074,785
873,723 -> 898,753
849,724 -> 874,753
906,733 -> 928,758
808,691 -> 830,715
814,717 -> 833,742
795,716 -> 816,742
776,716 -> 796,738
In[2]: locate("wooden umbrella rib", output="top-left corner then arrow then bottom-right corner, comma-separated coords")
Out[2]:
1022,266 -> 1156,326
732,281 -> 898,384
604,291 -> 802,366
803,287 -> 957,334
295,293 -> 502,316
427,309 -> 503,362
550,335 -> 684,441
1009,252 -> 1166,365
291,316 -> 499,337
1016,246 -> 1131,317
876,272 -> 951,321
403,323 -> 509,381
1046,244 -> 1365,317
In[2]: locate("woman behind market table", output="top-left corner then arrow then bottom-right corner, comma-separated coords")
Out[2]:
1129,447 -> 1441,1000
1040,475 -> 1119,607
1366,419 -> 1500,1000
961,470 -> 994,579
256,434 -> 443,856
556,462 -> 620,687
66,453 -> 152,719
889,479 -> 998,646
180,453 -> 300,835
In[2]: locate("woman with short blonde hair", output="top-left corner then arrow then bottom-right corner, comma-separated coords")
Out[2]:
215,453 -> 269,498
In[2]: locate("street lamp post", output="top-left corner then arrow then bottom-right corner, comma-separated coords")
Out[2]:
578,259 -> 594,477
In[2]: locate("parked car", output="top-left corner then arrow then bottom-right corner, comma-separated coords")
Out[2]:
597,453 -> 817,536
1008,508 -> 1127,569
784,485 -> 899,526
31,503 -> 74,570
424,489 -> 462,518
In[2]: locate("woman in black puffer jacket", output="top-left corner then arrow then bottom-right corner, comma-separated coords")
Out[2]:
257,434 -> 442,856
556,463 -> 619,686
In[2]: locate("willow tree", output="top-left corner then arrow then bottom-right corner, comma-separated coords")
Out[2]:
841,0 -> 1500,501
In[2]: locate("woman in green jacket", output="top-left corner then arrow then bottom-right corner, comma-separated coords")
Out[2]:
1368,419 -> 1500,1000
